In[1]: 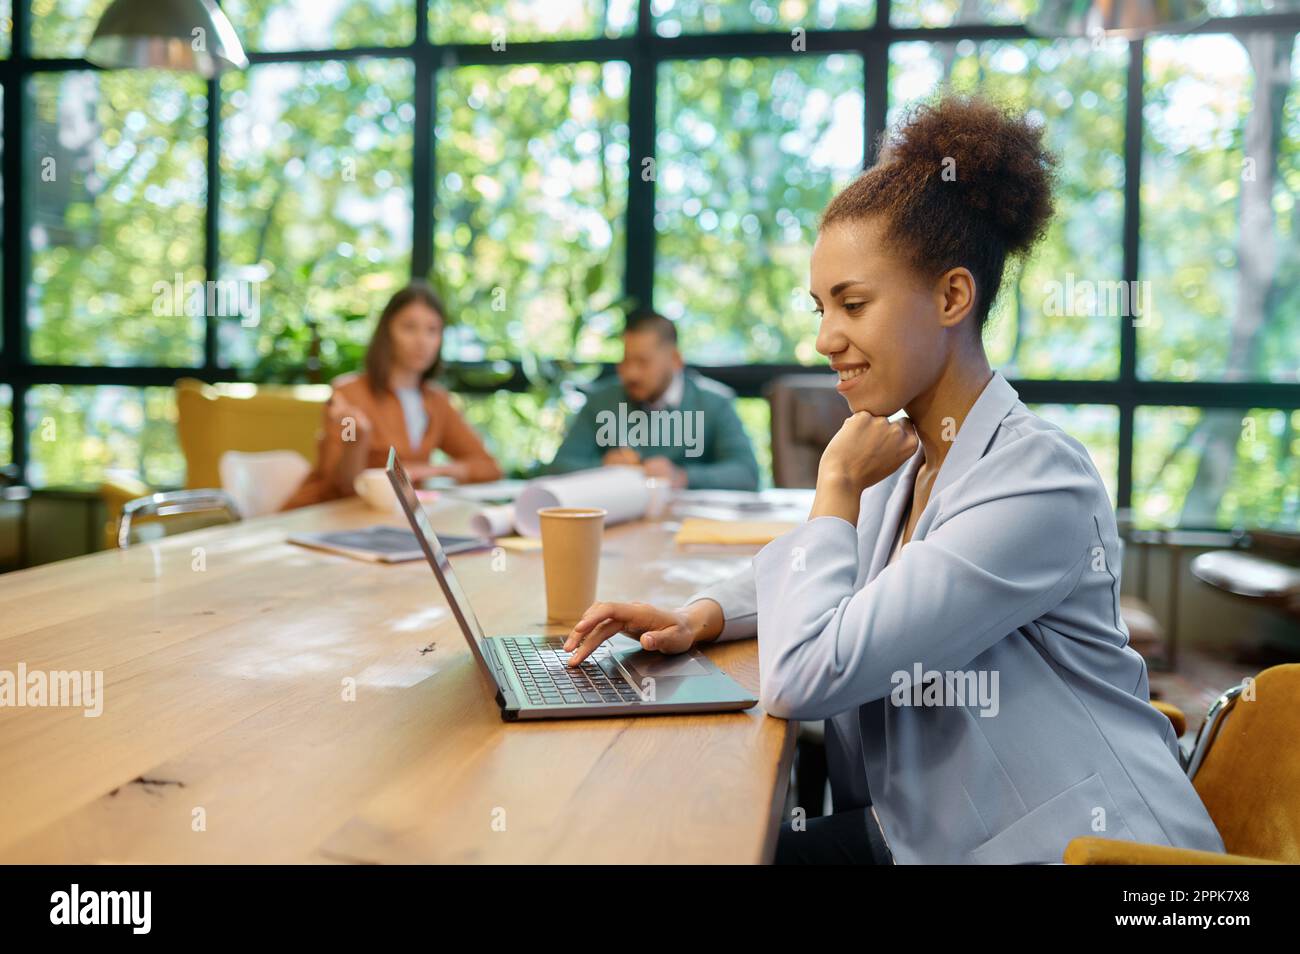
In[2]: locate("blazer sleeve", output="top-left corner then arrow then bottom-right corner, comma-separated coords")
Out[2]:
752,432 -> 1095,721
280,380 -> 360,508
682,560 -> 759,641
679,394 -> 761,491
308,382 -> 357,493
433,391 -> 503,483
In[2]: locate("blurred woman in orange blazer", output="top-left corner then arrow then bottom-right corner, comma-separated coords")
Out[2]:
282,281 -> 502,510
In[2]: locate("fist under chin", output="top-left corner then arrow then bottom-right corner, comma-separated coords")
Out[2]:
846,396 -> 899,418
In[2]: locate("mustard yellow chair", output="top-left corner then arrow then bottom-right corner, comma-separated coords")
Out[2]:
116,489 -> 242,549
101,471 -> 154,550
1065,664 -> 1300,865
100,379 -> 332,549
174,378 -> 332,489
102,476 -> 244,549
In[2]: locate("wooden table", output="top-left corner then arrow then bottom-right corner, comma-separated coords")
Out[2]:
0,496 -> 795,864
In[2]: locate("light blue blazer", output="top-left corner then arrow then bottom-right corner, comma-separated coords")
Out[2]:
687,371 -> 1224,864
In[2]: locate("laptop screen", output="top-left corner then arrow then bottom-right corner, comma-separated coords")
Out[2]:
385,448 -> 496,679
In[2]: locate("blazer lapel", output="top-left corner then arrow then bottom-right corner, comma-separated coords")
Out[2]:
862,372 -> 1020,580
924,371 -> 1020,505
866,444 -> 923,581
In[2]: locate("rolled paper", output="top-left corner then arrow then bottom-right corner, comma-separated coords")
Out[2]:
468,503 -> 517,539
513,466 -> 649,538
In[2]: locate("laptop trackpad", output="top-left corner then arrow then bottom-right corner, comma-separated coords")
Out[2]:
621,650 -> 710,678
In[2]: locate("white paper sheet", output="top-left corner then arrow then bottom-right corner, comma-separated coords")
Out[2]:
513,466 -> 649,537
444,479 -> 527,503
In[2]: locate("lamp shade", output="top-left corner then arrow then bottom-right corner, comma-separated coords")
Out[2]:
86,0 -> 249,76
1027,0 -> 1210,37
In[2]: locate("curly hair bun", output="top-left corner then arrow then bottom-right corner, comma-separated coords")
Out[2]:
879,95 -> 1056,256
819,94 -> 1058,329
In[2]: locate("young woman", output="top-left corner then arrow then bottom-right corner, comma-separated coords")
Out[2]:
282,282 -> 502,509
561,96 -> 1225,864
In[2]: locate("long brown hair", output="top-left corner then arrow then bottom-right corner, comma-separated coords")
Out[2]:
363,281 -> 448,395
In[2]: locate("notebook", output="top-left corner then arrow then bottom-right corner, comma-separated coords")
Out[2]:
287,525 -> 492,563
673,518 -> 800,547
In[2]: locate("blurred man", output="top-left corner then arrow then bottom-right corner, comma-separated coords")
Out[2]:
545,310 -> 760,491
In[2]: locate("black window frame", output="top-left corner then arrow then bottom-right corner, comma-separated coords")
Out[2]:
1,0 -> 1299,520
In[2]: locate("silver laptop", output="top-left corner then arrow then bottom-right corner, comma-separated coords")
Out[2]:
386,448 -> 758,721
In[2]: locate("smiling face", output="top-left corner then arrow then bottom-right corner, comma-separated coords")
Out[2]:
388,301 -> 444,378
810,217 -> 972,416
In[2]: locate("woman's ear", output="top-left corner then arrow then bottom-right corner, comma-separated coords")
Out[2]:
937,267 -> 977,329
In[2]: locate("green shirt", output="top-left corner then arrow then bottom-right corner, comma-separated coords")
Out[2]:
544,370 -> 760,491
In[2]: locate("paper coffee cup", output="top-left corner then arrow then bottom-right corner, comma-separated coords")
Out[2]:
538,507 -> 607,626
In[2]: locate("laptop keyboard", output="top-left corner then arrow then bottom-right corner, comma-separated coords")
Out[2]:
501,636 -> 643,707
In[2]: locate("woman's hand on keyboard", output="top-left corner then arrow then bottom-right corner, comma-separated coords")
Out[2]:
563,601 -> 695,667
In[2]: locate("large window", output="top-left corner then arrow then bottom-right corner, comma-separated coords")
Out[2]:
1140,33 -> 1300,383
27,70 -> 209,366
890,38 -> 1127,380
435,60 -> 630,362
655,53 -> 864,364
0,1 -> 1298,531
218,57 -> 416,372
